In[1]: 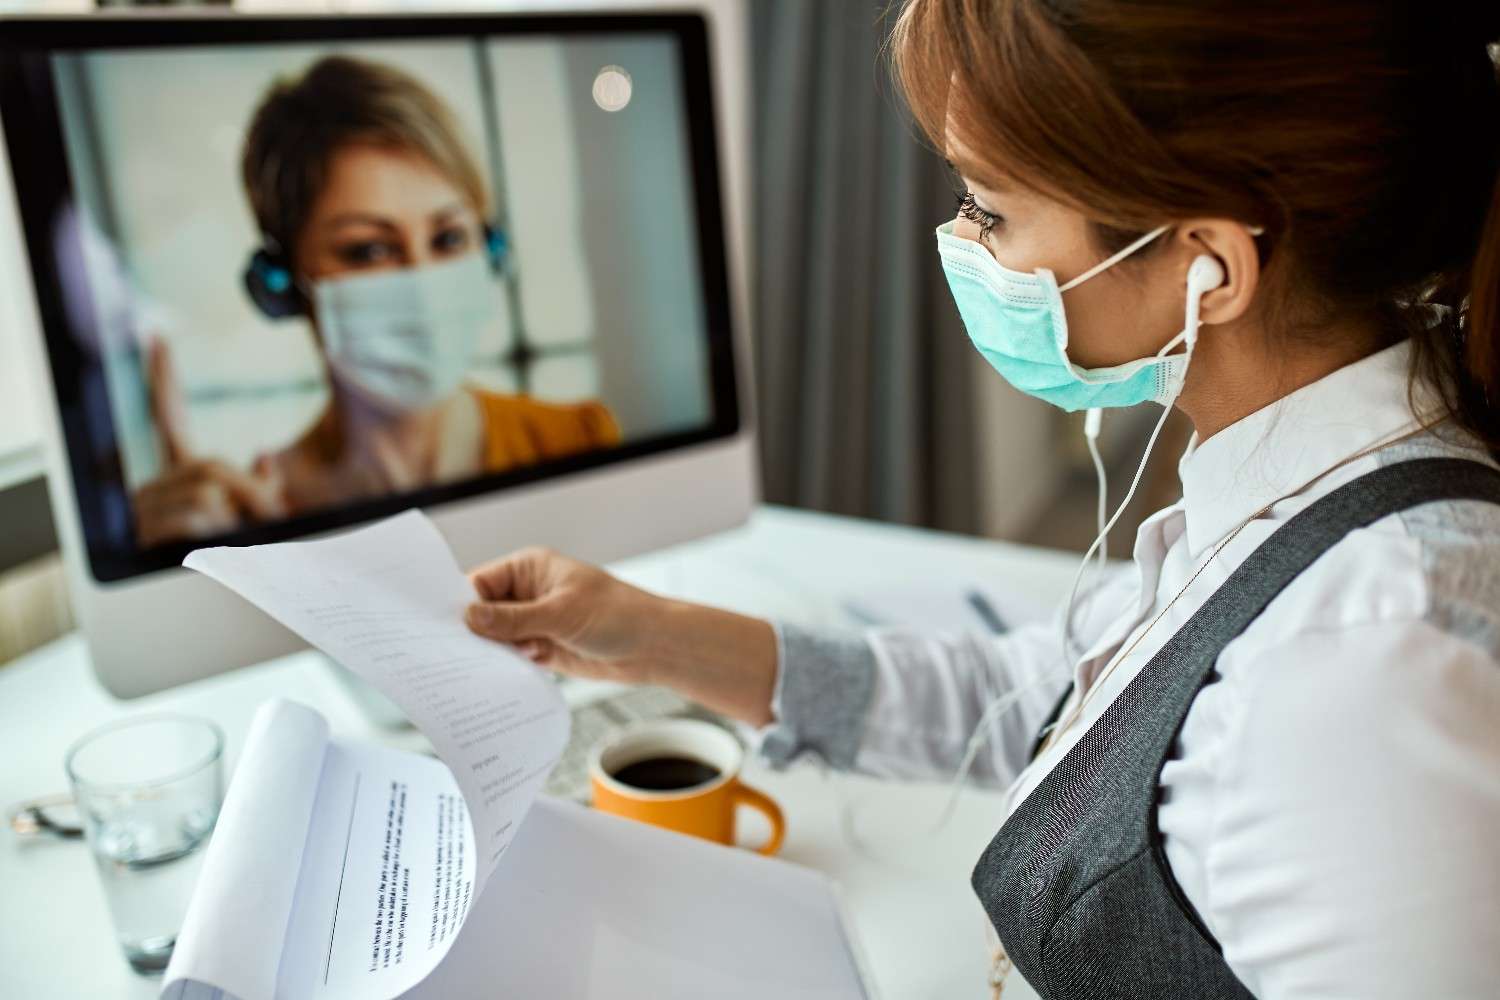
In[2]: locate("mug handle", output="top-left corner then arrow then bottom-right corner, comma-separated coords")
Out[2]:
731,780 -> 785,856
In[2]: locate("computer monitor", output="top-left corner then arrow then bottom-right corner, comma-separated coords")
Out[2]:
0,8 -> 756,698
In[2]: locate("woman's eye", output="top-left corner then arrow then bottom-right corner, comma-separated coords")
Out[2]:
432,226 -> 472,255
334,240 -> 399,268
957,191 -> 1004,241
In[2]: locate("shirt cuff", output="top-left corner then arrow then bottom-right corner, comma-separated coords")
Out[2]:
749,621 -> 877,770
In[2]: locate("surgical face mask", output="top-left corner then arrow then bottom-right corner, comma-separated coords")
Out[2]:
311,253 -> 495,413
935,219 -> 1186,411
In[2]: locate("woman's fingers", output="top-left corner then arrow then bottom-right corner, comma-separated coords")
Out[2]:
146,337 -> 194,469
463,550 -> 652,681
252,453 -> 285,505
200,459 -> 287,521
515,638 -> 546,660
468,546 -> 558,602
131,457 -> 287,547
468,558 -> 516,602
464,595 -> 568,643
134,479 -> 241,548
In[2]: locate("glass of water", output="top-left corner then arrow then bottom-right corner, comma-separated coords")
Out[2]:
65,714 -> 224,973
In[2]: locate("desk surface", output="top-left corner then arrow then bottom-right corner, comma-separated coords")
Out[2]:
0,505 -> 1081,1000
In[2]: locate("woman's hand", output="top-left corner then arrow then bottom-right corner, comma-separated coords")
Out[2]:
464,548 -> 664,684
132,339 -> 288,548
464,549 -> 780,727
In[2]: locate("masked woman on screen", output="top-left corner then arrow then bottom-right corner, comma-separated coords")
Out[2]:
131,56 -> 621,548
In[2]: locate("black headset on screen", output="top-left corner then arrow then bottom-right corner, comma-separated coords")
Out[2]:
242,224 -> 511,320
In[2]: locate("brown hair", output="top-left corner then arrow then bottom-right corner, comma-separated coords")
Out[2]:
242,55 -> 488,264
892,2 -> 1500,453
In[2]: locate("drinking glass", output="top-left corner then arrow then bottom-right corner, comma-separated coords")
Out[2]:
65,714 -> 224,973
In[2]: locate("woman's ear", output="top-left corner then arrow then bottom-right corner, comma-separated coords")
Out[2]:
1175,219 -> 1260,325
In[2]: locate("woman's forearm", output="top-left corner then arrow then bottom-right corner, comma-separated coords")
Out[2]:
639,599 -> 779,727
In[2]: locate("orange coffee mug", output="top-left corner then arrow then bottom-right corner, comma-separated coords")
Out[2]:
590,718 -> 785,855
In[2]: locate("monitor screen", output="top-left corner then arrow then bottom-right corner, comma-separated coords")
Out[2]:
0,13 -> 737,582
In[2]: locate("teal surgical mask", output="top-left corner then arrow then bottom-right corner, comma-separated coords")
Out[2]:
935,219 -> 1185,411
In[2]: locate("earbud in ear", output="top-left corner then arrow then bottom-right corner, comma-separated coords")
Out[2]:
1186,254 -> 1226,297
1182,254 -> 1225,348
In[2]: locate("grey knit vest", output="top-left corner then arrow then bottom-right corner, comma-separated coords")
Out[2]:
971,458 -> 1500,999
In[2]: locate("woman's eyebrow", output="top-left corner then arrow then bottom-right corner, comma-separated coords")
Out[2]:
428,202 -> 472,223
322,212 -> 399,232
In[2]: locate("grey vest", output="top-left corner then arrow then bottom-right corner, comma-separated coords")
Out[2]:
971,457 -> 1500,999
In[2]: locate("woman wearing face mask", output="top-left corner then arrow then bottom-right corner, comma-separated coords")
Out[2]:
132,56 -> 621,548
464,5 -> 1500,997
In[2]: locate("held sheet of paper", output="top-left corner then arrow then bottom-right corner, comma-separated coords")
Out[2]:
168,510 -> 569,1000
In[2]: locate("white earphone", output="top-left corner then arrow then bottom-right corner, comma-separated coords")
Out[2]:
1183,254 -> 1226,347
1188,253 -> 1227,293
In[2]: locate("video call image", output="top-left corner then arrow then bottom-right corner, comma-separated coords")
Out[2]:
49,34 -> 715,550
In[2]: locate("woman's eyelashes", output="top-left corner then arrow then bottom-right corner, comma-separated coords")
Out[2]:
431,225 -> 471,255
957,191 -> 1004,242
330,226 -> 473,269
334,239 -> 400,268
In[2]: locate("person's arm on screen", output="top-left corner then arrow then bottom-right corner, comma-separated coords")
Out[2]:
131,339 -> 287,547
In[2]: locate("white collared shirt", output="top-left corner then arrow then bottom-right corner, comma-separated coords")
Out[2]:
761,339 -> 1500,997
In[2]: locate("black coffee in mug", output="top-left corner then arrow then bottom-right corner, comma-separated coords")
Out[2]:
610,755 -> 721,791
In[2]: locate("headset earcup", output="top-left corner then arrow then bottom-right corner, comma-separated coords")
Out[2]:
484,225 -> 509,274
243,249 -> 301,320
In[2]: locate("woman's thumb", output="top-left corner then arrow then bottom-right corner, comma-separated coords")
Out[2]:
465,597 -> 562,643
252,454 -> 288,515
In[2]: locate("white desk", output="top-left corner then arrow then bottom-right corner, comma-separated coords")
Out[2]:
0,506 -> 1082,1000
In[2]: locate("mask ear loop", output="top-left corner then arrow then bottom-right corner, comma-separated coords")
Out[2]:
1057,224 -> 1172,293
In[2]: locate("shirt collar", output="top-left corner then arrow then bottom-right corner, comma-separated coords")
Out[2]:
1176,338 -> 1431,557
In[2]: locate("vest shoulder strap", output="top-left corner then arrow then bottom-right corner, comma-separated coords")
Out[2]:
1027,456 -> 1500,761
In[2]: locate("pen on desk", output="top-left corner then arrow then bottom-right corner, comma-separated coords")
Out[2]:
965,589 -> 1008,634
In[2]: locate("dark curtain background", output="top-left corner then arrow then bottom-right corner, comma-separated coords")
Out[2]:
749,0 -> 980,533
